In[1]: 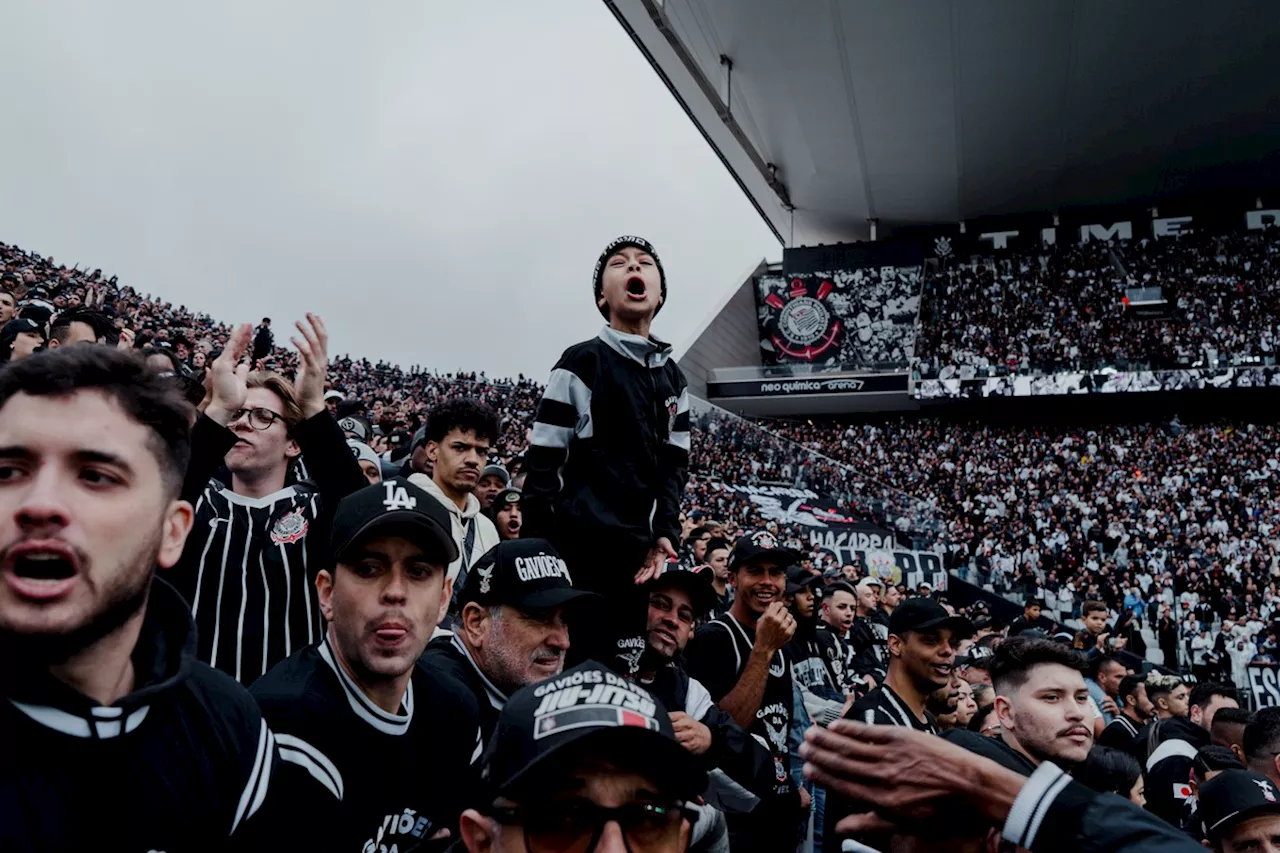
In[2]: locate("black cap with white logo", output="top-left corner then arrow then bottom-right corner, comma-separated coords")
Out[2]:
480,661 -> 705,800
648,560 -> 717,617
729,530 -> 802,572
330,477 -> 458,565
1199,770 -> 1280,840
457,539 -> 601,612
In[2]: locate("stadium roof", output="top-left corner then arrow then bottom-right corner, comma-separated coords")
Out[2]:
606,0 -> 1280,246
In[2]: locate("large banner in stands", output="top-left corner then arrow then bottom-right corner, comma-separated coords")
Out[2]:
917,366 -> 1280,400
1247,663 -> 1280,709
757,242 -> 924,369
708,482 -> 946,590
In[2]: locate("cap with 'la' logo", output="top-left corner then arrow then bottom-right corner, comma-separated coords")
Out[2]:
330,477 -> 458,566
456,539 -> 601,613
728,530 -> 802,572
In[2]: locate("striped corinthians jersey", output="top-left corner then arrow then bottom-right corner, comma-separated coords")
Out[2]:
171,412 -> 366,686
180,481 -> 326,686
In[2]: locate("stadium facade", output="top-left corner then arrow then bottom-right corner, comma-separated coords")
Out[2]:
604,0 -> 1280,417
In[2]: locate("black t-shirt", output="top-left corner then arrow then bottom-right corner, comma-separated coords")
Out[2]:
1097,714 -> 1142,753
419,633 -> 508,749
684,614 -> 794,798
252,635 -> 483,850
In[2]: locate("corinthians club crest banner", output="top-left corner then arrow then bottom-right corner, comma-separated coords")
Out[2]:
756,241 -> 924,369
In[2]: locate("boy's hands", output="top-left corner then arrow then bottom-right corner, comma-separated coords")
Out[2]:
634,537 -> 678,584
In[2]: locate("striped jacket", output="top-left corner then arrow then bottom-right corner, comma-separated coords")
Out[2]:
522,326 -> 690,556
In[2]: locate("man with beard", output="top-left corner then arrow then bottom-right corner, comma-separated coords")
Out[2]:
872,579 -> 900,628
1097,674 -> 1155,752
419,538 -> 597,747
171,316 -> 367,685
684,531 -> 804,853
251,477 -> 481,849
823,597 -> 974,851
0,347 -> 308,849
989,637 -> 1093,773
633,565 -> 776,851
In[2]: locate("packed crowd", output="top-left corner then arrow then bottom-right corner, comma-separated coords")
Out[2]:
913,228 -> 1280,378
5,231 -> 1280,853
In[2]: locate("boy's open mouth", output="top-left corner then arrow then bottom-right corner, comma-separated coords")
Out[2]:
626,276 -> 647,297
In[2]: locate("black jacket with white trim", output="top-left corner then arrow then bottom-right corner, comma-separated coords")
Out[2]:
522,327 -> 690,562
0,577 -> 303,851
171,411 -> 366,685
1002,761 -> 1202,853
419,632 -> 509,749
252,633 -> 484,850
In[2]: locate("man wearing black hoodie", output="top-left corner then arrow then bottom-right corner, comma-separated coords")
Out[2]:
0,347 -> 314,850
1144,681 -> 1238,827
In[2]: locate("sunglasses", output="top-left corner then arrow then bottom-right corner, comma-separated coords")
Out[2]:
489,799 -> 694,853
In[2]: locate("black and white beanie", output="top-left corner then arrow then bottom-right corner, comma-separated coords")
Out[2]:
592,236 -> 666,320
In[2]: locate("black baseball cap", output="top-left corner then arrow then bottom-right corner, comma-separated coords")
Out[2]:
888,598 -> 975,640
492,487 -> 521,508
1199,770 -> 1280,841
729,530 -> 801,572
457,539 -> 601,612
480,661 -> 705,800
330,477 -> 458,565
786,565 -> 822,594
956,645 -> 995,669
647,561 -> 717,617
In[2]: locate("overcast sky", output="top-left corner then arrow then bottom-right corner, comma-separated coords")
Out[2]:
0,0 -> 778,377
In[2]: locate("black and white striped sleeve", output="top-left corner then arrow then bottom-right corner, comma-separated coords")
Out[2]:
520,348 -> 595,536
1001,761 -> 1201,853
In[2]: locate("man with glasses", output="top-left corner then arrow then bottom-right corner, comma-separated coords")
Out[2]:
170,315 -> 366,684
458,661 -> 704,853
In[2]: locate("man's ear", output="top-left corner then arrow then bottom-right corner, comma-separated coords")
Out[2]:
460,602 -> 489,647
994,694 -> 1015,732
459,809 -> 495,853
426,440 -> 440,465
886,634 -> 903,659
316,570 -> 335,622
157,499 -> 195,569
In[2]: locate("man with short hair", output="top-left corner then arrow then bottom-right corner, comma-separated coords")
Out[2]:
685,525 -> 712,567
989,637 -> 1093,770
684,531 -> 804,853
0,346 -> 298,847
1087,655 -> 1127,727
0,288 -> 15,323
458,662 -> 704,853
1245,707 -> 1280,786
475,463 -> 509,511
824,597 -> 974,850
46,308 -> 108,348
172,316 -> 366,685
1213,707 -> 1251,766
252,316 -> 273,363
784,567 -> 849,726
1098,674 -> 1154,752
1191,682 -> 1241,732
1197,769 -> 1280,853
704,537 -> 733,617
408,398 -> 501,618
817,581 -> 857,692
871,580 -> 900,629
251,477 -> 481,848
419,538 -> 597,747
